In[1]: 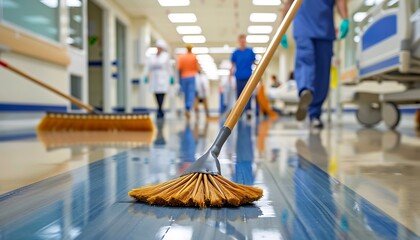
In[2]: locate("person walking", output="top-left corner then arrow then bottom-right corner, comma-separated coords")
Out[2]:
194,70 -> 210,119
177,44 -> 200,120
230,34 -> 257,120
145,39 -> 173,119
281,0 -> 349,129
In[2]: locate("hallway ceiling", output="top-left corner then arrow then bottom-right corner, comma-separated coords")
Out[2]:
116,0 -> 286,73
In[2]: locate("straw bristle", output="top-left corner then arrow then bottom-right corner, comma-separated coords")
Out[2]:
128,173 -> 263,208
37,113 -> 154,131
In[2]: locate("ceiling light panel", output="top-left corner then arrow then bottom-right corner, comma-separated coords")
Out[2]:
192,47 -> 209,54
252,0 -> 281,5
246,35 -> 270,43
158,0 -> 190,6
168,13 -> 197,23
250,13 -> 277,22
176,26 -> 202,34
247,25 -> 273,34
182,35 -> 206,43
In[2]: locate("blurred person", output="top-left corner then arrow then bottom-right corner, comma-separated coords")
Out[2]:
177,44 -> 200,120
145,39 -> 173,119
194,70 -> 210,119
230,34 -> 258,120
270,74 -> 281,89
281,0 -> 349,129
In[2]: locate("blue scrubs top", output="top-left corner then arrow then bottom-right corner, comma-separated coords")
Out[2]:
231,48 -> 256,80
293,0 -> 335,40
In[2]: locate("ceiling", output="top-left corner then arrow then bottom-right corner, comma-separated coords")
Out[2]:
115,0 -> 286,72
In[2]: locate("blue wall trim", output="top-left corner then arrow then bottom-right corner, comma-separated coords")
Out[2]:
88,60 -> 102,67
362,15 -> 397,50
0,132 -> 37,142
360,56 -> 399,76
0,103 -> 67,112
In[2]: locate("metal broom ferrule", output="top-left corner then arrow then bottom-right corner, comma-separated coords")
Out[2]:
182,126 -> 231,176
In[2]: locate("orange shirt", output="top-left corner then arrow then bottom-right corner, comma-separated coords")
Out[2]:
177,53 -> 199,78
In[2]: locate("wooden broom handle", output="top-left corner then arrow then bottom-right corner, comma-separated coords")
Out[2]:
224,0 -> 302,129
0,60 -> 96,113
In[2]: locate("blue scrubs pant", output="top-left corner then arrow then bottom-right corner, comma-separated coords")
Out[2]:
236,79 -> 259,115
180,76 -> 196,111
294,38 -> 333,119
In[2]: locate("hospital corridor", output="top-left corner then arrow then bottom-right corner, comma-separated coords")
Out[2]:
1,0 -> 420,239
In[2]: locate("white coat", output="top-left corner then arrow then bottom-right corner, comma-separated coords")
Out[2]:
195,73 -> 210,99
145,51 -> 172,94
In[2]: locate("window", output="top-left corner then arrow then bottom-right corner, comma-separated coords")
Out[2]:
1,0 -> 60,41
70,74 -> 82,110
67,0 -> 83,49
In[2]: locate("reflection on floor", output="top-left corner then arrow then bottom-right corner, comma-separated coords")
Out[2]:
0,114 -> 419,239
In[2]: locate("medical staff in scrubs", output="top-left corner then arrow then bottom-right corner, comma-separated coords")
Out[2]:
230,34 -> 257,120
282,0 -> 348,129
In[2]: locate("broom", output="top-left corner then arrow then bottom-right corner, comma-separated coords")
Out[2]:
129,0 -> 303,207
37,131 -> 153,150
0,59 -> 153,131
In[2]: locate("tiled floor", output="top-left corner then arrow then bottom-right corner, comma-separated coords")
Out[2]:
0,113 -> 419,239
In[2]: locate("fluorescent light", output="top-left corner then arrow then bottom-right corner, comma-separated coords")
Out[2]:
182,35 -> 206,43
168,13 -> 197,23
24,16 -> 50,24
353,12 -> 367,22
364,0 -> 383,6
209,47 -> 235,54
66,37 -> 75,44
196,54 -> 214,62
246,35 -> 270,43
66,0 -> 81,7
158,0 -> 190,6
192,47 -> 209,54
176,26 -> 202,34
387,0 -> 398,6
73,15 -> 82,23
252,0 -> 280,6
41,0 -> 58,8
175,48 -> 187,54
253,47 -> 266,54
248,25 -> 273,34
250,13 -> 277,22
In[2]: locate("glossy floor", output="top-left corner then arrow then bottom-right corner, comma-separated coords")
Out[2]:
0,114 -> 419,239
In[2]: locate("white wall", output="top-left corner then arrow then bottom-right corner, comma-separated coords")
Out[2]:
0,52 -> 68,107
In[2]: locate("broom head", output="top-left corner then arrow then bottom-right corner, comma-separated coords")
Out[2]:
128,173 -> 263,208
37,130 -> 153,150
129,133 -> 263,208
38,112 -> 154,131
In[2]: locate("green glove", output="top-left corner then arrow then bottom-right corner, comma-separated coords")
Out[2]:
144,76 -> 148,84
339,19 -> 349,39
170,76 -> 174,85
280,34 -> 288,49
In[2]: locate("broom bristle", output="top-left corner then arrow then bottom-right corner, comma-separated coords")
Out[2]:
128,173 -> 263,208
37,113 -> 154,131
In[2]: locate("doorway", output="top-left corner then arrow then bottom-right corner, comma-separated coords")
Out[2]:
115,19 -> 127,111
87,0 -> 104,110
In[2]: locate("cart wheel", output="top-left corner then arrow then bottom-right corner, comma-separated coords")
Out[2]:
356,103 -> 382,128
382,102 -> 400,130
